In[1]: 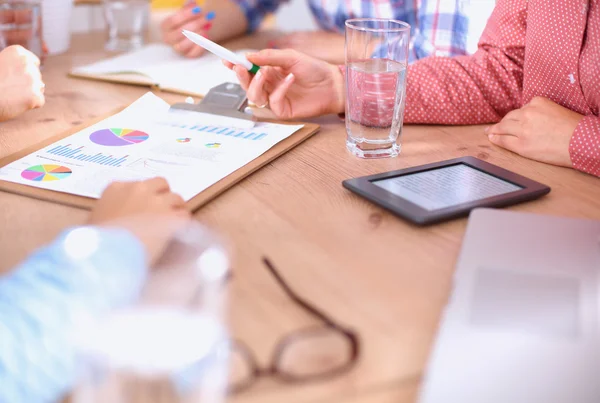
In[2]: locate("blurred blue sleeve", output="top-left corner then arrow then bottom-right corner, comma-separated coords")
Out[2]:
232,0 -> 288,33
0,226 -> 147,403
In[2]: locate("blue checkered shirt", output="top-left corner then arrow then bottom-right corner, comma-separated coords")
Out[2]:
234,0 -> 470,62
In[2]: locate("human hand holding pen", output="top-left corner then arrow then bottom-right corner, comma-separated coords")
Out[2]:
222,49 -> 346,120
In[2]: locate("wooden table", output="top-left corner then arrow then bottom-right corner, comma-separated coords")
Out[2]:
1,32 -> 599,403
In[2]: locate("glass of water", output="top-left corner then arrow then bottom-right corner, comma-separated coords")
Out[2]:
103,0 -> 148,52
0,0 -> 43,59
345,19 -> 410,159
71,220 -> 231,403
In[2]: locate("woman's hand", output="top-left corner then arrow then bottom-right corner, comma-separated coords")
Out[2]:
224,49 -> 345,120
0,45 -> 45,122
89,178 -> 190,265
486,97 -> 584,167
160,3 -> 214,58
269,31 -> 346,65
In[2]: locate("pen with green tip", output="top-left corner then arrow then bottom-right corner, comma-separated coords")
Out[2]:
181,29 -> 260,74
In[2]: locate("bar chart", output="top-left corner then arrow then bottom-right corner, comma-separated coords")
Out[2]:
47,144 -> 129,167
162,122 -> 269,141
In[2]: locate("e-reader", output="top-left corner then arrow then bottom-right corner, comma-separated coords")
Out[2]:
342,156 -> 551,225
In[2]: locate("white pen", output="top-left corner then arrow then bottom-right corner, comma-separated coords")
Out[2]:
181,29 -> 260,74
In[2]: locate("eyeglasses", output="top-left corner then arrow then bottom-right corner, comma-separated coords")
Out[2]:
227,257 -> 361,393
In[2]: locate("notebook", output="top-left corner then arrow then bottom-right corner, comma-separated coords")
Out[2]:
70,43 -> 257,98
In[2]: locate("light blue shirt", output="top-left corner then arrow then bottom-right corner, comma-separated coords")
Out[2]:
0,227 -> 147,403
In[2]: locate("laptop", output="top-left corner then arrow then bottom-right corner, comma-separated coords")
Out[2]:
418,208 -> 600,403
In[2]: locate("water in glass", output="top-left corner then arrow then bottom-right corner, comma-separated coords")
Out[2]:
103,0 -> 147,52
346,58 -> 407,158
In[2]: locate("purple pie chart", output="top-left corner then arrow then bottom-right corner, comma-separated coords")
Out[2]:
89,128 -> 149,147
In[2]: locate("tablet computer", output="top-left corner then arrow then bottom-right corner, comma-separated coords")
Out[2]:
342,156 -> 551,225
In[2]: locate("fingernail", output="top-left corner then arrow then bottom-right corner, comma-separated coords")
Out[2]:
484,126 -> 490,133
285,73 -> 294,81
191,6 -> 202,14
206,11 -> 216,20
255,69 -> 262,79
203,22 -> 212,30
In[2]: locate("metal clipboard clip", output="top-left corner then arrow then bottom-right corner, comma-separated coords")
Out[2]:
169,83 -> 257,129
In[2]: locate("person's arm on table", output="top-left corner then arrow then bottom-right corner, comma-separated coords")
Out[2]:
569,116 -> 600,177
161,0 -> 287,58
0,45 -> 45,122
402,0 -> 526,125
0,178 -> 189,403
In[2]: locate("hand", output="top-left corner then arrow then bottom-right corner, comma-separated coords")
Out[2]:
0,45 -> 45,122
269,31 -> 346,65
224,49 -> 345,119
89,178 -> 190,264
486,97 -> 584,167
160,3 -> 215,58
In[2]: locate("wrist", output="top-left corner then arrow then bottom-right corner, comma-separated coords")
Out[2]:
329,63 -> 346,115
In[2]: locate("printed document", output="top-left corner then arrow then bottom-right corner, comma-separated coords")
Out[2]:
0,93 -> 303,201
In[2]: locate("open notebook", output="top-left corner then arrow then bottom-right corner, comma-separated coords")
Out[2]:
70,43 -> 257,98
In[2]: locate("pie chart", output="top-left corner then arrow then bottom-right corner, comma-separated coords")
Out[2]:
176,138 -> 191,143
89,128 -> 149,147
21,165 -> 72,182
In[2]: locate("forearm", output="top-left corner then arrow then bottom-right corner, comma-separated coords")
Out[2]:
0,226 -> 147,403
204,0 -> 248,42
569,116 -> 600,177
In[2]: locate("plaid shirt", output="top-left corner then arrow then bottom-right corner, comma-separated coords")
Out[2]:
234,0 -> 470,61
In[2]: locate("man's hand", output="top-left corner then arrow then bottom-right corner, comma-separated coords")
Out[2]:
89,178 -> 190,265
0,45 -> 45,122
269,31 -> 346,65
486,97 -> 584,167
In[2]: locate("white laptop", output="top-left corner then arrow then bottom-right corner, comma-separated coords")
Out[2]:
418,208 -> 600,403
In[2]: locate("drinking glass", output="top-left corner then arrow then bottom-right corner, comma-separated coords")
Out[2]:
345,19 -> 410,159
71,219 -> 231,403
103,0 -> 148,52
0,0 -> 43,59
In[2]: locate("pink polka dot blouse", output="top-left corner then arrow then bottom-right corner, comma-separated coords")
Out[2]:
403,0 -> 600,177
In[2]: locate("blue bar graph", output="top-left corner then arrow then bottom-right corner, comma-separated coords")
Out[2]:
47,144 -> 129,167
161,121 -> 269,141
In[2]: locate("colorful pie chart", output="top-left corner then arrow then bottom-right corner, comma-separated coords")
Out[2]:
205,143 -> 221,148
176,138 -> 191,143
21,165 -> 72,182
89,128 -> 149,147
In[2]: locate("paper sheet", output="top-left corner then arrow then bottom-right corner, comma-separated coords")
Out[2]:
0,93 -> 303,201
72,44 -> 257,96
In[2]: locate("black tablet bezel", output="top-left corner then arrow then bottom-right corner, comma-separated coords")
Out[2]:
342,156 -> 551,225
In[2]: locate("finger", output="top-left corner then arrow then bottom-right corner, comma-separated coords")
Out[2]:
488,133 -> 521,153
161,3 -> 202,33
222,60 -> 235,70
165,192 -> 186,209
162,7 -> 205,45
233,65 -> 252,91
246,49 -> 300,70
164,19 -> 208,47
185,44 -> 206,58
487,119 -> 522,136
174,36 -> 197,55
144,177 -> 171,193
246,68 -> 269,107
501,108 -> 523,122
269,73 -> 295,115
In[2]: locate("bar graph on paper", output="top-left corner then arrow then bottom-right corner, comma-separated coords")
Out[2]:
47,144 -> 129,167
161,122 -> 269,141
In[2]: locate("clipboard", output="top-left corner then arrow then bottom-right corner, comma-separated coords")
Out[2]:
0,84 -> 320,212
